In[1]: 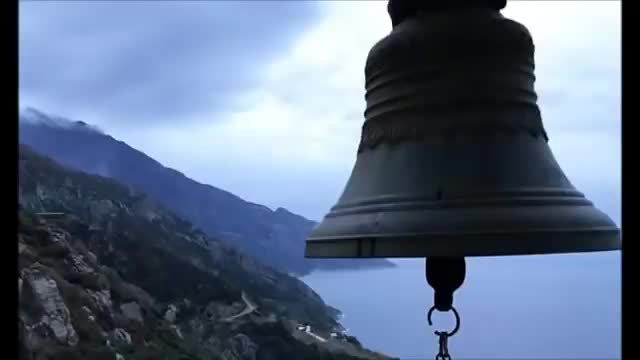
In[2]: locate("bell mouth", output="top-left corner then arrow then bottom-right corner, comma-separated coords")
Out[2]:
306,184 -> 620,258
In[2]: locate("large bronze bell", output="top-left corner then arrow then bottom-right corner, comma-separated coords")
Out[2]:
304,0 -> 621,259
305,1 -> 621,355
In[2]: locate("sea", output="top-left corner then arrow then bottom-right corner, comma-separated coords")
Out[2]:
302,252 -> 621,360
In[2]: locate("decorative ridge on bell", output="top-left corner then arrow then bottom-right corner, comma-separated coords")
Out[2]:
362,0 -> 544,153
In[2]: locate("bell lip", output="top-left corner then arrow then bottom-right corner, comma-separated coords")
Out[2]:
304,228 -> 621,258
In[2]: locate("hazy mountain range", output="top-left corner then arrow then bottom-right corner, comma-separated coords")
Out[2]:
19,108 -> 395,276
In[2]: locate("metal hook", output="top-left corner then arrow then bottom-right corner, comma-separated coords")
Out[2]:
435,331 -> 451,360
427,305 -> 460,337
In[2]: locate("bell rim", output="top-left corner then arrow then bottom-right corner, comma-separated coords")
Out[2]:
304,227 -> 621,258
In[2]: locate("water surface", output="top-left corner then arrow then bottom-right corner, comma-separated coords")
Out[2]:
303,253 -> 621,359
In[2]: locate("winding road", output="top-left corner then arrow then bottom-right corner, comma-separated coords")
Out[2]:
221,292 -> 257,322
304,327 -> 327,342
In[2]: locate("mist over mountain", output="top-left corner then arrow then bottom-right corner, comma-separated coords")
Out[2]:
19,108 -> 395,276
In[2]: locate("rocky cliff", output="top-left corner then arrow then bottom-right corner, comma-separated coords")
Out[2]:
19,108 -> 395,275
18,144 -> 394,360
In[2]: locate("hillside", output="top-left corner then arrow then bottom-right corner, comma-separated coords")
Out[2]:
18,144 -> 394,360
19,108 -> 395,275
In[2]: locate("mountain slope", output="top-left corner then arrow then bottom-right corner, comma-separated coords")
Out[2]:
18,144 -> 394,360
19,108 -> 395,275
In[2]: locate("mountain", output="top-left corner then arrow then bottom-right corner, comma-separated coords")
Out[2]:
18,108 -> 395,276
18,144 -> 395,360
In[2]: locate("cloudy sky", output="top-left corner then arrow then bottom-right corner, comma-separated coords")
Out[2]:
19,1 -> 620,224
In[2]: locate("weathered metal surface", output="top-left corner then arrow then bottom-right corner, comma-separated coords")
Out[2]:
304,1 -> 621,258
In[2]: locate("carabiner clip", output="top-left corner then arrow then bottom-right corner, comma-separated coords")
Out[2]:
435,332 -> 451,360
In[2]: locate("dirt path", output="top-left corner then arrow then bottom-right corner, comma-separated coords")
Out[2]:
222,292 -> 257,322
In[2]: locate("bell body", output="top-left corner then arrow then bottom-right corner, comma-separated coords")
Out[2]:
305,7 -> 621,258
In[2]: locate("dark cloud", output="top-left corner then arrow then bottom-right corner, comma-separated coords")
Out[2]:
19,1 -> 322,124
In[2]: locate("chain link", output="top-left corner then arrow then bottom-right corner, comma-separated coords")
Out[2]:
428,305 -> 460,360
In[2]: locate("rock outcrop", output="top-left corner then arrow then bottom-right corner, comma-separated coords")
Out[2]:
221,334 -> 258,360
18,145 -> 394,360
120,302 -> 143,323
111,328 -> 132,347
164,304 -> 178,323
21,264 -> 79,347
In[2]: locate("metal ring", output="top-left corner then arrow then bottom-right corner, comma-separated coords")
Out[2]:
427,305 -> 460,337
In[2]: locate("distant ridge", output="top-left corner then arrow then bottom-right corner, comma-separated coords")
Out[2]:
19,108 -> 396,275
